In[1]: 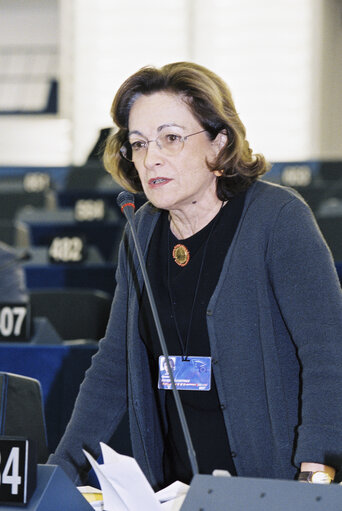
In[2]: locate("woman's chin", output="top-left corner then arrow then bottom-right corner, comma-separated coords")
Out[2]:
144,193 -> 175,211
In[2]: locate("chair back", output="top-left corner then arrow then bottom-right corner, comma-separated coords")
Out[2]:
29,288 -> 112,340
0,372 -> 48,463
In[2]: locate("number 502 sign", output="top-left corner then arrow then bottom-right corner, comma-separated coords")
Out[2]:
0,438 -> 36,504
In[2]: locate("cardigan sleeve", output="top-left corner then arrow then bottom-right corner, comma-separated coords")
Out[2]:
267,196 -> 342,470
48,235 -> 130,483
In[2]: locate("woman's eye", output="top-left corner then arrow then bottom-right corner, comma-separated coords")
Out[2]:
164,134 -> 182,144
131,140 -> 146,151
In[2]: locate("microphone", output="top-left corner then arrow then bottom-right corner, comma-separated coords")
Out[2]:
0,249 -> 31,272
117,191 -> 199,478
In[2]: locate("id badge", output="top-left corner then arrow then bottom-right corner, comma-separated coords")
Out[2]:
158,355 -> 211,391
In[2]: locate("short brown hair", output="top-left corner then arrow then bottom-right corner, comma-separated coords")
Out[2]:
103,61 -> 269,198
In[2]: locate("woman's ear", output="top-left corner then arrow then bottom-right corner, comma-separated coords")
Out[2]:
212,130 -> 228,154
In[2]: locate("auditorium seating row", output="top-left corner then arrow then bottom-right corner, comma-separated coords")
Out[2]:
0,158 -> 341,276
0,158 -> 139,455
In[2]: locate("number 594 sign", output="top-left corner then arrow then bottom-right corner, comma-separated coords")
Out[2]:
0,437 -> 36,504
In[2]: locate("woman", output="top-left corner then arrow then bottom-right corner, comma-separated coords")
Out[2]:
49,62 -> 342,488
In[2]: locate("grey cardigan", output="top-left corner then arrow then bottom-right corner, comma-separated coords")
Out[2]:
49,180 -> 342,488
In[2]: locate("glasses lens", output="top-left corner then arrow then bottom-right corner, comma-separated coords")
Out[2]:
120,141 -> 133,162
159,133 -> 184,156
120,133 -> 186,162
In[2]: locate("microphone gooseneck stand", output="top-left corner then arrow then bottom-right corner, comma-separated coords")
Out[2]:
117,191 -> 199,479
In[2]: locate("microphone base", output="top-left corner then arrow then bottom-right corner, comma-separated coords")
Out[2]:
180,473 -> 342,510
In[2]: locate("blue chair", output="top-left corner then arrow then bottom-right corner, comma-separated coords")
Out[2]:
0,372 -> 48,462
0,344 -> 98,452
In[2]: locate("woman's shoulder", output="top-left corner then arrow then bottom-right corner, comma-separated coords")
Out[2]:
240,179 -> 316,239
122,199 -> 161,247
134,200 -> 160,225
246,179 -> 309,212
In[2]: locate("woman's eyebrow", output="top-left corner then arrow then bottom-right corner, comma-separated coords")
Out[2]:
157,123 -> 185,132
128,123 -> 186,138
128,129 -> 144,137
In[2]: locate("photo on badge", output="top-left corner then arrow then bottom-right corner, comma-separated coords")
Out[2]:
158,355 -> 211,391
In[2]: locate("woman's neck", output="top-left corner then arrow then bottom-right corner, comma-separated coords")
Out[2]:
169,197 -> 223,240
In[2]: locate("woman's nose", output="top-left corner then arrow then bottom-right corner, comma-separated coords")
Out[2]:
143,139 -> 163,167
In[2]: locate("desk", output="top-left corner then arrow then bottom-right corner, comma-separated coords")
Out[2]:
0,183 -> 51,220
16,207 -> 123,261
0,342 -> 98,452
56,188 -> 147,214
0,165 -> 70,189
23,246 -> 117,295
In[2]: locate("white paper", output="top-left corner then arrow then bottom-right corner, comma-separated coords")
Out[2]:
82,443 -> 190,511
77,485 -> 102,494
157,480 -> 189,510
83,450 -> 129,511
83,443 -> 161,511
160,495 -> 186,511
156,480 -> 189,503
90,502 -> 103,511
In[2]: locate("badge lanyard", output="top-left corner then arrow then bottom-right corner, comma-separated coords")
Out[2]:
159,207 -> 224,391
166,203 -> 224,360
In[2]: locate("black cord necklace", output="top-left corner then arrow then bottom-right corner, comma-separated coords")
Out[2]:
167,203 -> 225,359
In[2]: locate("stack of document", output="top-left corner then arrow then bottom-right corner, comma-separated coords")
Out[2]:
78,486 -> 103,510
80,443 -> 189,511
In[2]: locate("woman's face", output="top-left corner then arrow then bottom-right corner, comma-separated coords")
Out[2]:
127,92 -> 222,213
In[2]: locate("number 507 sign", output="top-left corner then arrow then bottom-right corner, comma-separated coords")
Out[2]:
0,304 -> 30,342
0,438 -> 36,504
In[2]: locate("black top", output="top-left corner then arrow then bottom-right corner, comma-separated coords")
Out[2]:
139,192 -> 245,485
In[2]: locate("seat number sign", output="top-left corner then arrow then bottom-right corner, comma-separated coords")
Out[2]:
0,304 -> 30,341
0,438 -> 36,504
74,199 -> 106,222
23,172 -> 50,192
48,236 -> 86,263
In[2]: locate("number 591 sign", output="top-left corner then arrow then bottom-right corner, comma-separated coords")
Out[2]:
0,437 -> 36,504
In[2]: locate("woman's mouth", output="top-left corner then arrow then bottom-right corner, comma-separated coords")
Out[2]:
148,177 -> 172,188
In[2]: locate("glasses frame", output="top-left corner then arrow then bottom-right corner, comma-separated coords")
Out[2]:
119,129 -> 207,163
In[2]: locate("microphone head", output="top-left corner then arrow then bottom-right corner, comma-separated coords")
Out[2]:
117,191 -> 135,214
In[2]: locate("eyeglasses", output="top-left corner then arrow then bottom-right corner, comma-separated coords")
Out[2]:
119,129 -> 207,163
